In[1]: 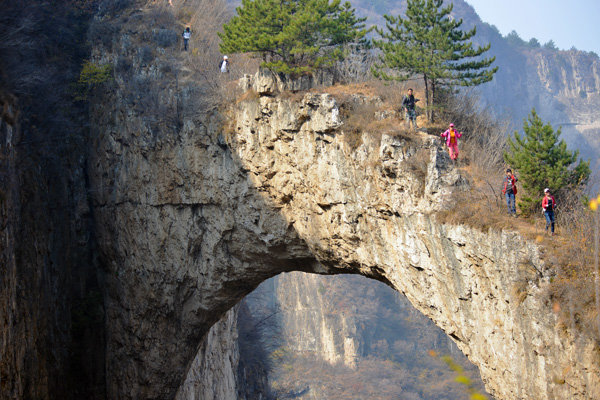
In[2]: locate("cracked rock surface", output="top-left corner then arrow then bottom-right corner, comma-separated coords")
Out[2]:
90,70 -> 599,399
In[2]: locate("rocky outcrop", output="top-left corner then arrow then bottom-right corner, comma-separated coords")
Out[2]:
229,78 -> 600,399
89,64 -> 600,400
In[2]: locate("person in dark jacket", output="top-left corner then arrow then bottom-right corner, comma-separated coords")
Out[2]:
401,88 -> 419,129
542,188 -> 557,235
502,168 -> 518,216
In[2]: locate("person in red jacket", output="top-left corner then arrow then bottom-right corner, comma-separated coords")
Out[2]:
502,168 -> 518,216
440,123 -> 462,160
542,188 -> 557,235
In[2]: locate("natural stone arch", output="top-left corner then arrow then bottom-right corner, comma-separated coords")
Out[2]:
178,270 -> 495,399
90,73 -> 599,399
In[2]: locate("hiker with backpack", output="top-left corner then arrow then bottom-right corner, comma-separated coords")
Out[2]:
542,188 -> 557,235
440,123 -> 462,161
502,168 -> 518,217
182,27 -> 191,51
401,88 -> 419,129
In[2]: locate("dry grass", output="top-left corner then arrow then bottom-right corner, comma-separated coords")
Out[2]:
336,92 -> 418,151
235,88 -> 260,103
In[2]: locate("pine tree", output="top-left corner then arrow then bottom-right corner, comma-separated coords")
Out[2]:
371,0 -> 497,122
504,108 -> 591,214
218,0 -> 367,75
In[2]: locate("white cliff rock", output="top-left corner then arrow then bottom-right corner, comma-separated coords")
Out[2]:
89,68 -> 600,399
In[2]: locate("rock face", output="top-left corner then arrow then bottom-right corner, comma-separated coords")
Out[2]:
89,66 -> 600,400
269,273 -> 364,369
176,304 -> 269,400
176,308 -> 240,400
1,91 -> 103,400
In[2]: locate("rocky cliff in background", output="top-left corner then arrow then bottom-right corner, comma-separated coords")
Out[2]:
246,272 -> 490,399
176,304 -> 268,400
460,1 -> 600,165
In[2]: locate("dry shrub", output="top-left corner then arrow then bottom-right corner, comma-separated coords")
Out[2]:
314,82 -> 377,97
235,88 -> 260,104
339,98 -> 380,150
434,89 -> 515,230
439,89 -> 512,173
436,183 -> 515,232
278,90 -> 306,102
335,46 -> 378,84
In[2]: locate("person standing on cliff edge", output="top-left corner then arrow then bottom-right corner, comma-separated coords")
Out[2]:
440,123 -> 462,161
542,188 -> 557,235
502,168 -> 518,217
401,88 -> 419,129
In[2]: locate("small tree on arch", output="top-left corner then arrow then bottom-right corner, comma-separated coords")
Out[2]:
218,0 -> 368,75
504,108 -> 591,215
371,0 -> 497,122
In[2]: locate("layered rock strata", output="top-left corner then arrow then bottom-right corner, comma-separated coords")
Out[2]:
90,69 -> 599,399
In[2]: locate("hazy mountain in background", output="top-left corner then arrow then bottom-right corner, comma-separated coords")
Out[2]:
351,0 -> 600,170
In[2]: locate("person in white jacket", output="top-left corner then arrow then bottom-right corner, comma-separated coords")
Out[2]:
219,55 -> 229,73
182,27 -> 191,51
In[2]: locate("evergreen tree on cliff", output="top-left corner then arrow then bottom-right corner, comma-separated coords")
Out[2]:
372,0 -> 498,122
504,108 -> 591,214
218,0 -> 367,75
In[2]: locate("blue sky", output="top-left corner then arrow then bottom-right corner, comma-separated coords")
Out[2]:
464,0 -> 600,55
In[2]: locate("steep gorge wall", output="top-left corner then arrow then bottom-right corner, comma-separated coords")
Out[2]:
268,273 -> 366,369
0,92 -> 103,399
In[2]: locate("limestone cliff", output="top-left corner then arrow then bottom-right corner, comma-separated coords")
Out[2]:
88,59 -> 600,399
4,1 -> 599,399
269,273 -> 365,369
176,304 -> 268,400
229,75 -> 600,399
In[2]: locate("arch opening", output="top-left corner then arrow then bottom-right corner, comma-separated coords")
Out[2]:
178,272 -> 494,400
